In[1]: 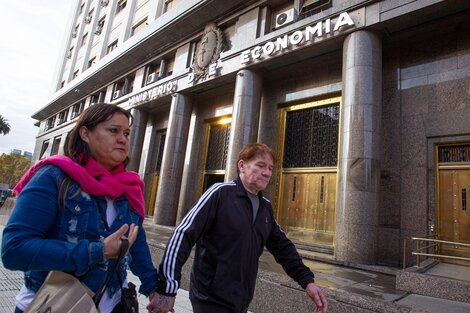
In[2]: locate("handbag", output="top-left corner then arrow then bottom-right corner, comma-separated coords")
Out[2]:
24,271 -> 98,313
24,239 -> 129,313
113,265 -> 139,313
117,281 -> 139,313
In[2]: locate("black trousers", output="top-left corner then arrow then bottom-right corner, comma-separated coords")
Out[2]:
191,299 -> 248,313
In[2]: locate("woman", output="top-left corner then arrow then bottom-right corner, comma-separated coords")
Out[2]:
2,103 -> 158,313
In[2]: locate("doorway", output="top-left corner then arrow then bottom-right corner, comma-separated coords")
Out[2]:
201,117 -> 231,193
147,131 -> 166,216
437,144 -> 470,265
277,97 -> 340,246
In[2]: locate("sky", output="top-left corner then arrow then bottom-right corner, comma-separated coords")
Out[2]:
0,0 -> 74,155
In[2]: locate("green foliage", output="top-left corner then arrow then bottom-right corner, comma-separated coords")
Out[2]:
0,115 -> 11,135
0,153 -> 31,187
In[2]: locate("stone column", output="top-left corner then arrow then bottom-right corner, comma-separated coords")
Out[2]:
153,94 -> 192,226
225,70 -> 262,181
127,108 -> 148,172
257,89 -> 277,199
176,109 -> 204,224
335,31 -> 382,264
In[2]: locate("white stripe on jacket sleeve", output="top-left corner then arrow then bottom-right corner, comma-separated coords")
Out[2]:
162,181 -> 236,294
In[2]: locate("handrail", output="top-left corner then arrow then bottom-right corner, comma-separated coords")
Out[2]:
411,236 -> 470,267
412,237 -> 470,247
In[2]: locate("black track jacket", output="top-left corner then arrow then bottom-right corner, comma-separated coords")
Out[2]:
156,177 -> 315,312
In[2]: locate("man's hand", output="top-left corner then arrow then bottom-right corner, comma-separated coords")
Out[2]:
147,292 -> 175,313
305,282 -> 328,313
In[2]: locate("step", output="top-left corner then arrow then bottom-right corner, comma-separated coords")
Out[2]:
396,263 -> 470,304
396,294 -> 470,313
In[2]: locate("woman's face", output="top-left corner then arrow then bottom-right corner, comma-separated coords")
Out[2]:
79,112 -> 130,171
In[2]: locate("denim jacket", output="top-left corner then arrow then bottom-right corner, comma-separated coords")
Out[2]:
1,165 -> 158,297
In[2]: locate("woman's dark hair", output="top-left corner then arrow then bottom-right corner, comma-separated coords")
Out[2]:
63,103 -> 133,166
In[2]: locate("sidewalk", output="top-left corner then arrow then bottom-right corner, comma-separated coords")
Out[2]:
1,217 -> 470,312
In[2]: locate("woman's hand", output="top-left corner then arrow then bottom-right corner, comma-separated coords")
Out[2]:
103,223 -> 139,259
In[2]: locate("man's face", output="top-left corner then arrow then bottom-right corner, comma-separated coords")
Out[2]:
238,152 -> 274,194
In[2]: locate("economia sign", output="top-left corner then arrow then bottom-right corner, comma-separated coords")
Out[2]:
240,12 -> 356,65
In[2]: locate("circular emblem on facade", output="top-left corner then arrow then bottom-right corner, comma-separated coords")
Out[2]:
192,23 -> 224,81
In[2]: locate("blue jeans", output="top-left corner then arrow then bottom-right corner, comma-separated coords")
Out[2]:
14,307 -> 23,313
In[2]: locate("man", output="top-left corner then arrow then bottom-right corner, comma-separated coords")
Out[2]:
148,143 -> 328,313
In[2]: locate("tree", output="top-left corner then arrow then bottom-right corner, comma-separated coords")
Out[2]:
0,153 -> 31,188
0,115 -> 11,135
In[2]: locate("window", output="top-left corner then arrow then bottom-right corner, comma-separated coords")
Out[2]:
203,118 -> 231,191
131,18 -> 148,36
164,0 -> 181,13
166,58 -> 174,76
113,74 -> 135,99
187,41 -> 199,68
67,47 -> 74,59
79,3 -> 85,15
283,104 -> 339,168
51,136 -> 62,156
107,40 -> 118,54
57,109 -> 69,125
72,25 -> 79,38
299,0 -> 331,18
144,61 -> 161,85
71,101 -> 85,119
88,56 -> 96,69
90,94 -> 99,104
144,56 -> 175,86
60,81 -> 65,88
438,145 -> 470,163
39,140 -> 50,160
73,70 -> 79,79
81,33 -> 88,47
143,56 -> 175,85
90,90 -> 106,105
155,132 -> 166,172
95,16 -> 105,35
206,122 -> 231,171
45,116 -> 56,131
116,0 -> 127,14
85,9 -> 94,23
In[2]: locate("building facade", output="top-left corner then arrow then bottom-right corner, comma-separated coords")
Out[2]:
32,0 -> 470,267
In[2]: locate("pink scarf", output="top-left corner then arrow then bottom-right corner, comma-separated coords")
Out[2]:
14,155 -> 145,218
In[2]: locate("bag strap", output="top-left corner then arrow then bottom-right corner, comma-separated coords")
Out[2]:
93,238 -> 129,304
92,198 -> 132,304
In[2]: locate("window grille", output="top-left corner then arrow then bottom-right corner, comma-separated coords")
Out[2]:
205,124 -> 231,171
283,104 -> 339,168
438,145 -> 470,163
156,133 -> 166,172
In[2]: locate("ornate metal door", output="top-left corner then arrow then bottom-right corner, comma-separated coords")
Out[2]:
201,117 -> 231,192
146,132 -> 166,216
277,97 -> 340,246
438,145 -> 470,265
